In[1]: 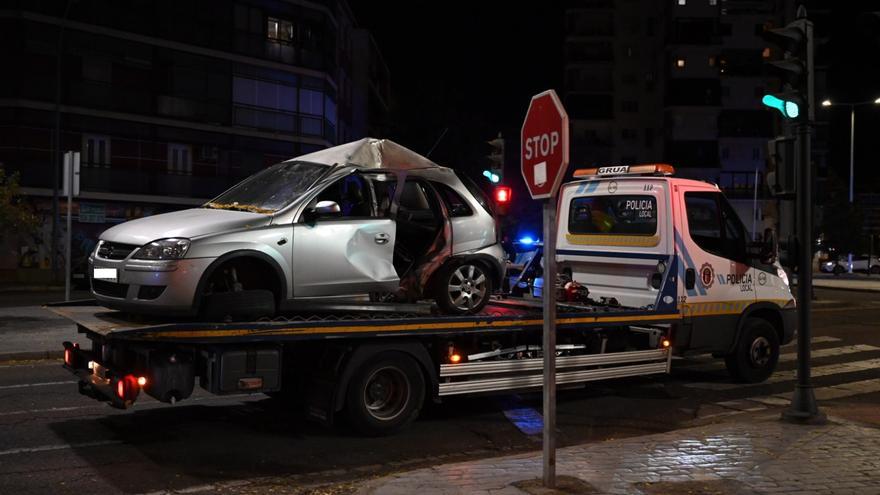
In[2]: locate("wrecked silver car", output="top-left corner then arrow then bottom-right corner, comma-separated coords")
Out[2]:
89,138 -> 505,317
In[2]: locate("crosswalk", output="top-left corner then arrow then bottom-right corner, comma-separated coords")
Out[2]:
673,335 -> 880,420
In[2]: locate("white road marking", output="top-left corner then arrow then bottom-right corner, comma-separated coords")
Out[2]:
679,344 -> 880,373
0,380 -> 77,390
684,357 -> 880,390
0,440 -> 122,456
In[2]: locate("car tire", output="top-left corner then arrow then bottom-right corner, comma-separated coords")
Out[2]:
832,265 -> 844,275
724,317 -> 780,383
201,289 -> 276,321
433,261 -> 492,315
345,352 -> 425,436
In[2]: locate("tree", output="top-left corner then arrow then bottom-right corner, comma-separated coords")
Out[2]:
0,166 -> 39,237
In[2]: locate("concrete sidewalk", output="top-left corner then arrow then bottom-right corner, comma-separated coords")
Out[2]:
357,414 -> 880,494
812,276 -> 880,292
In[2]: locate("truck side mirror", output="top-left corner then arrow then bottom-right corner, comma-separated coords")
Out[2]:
762,227 -> 779,265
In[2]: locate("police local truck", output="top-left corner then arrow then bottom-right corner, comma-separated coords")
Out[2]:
57,163 -> 795,435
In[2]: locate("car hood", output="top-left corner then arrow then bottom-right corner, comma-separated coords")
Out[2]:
99,208 -> 272,246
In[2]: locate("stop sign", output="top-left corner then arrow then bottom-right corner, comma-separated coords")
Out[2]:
520,90 -> 569,200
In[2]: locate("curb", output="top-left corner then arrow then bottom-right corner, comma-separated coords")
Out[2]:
0,350 -> 64,364
812,283 -> 880,294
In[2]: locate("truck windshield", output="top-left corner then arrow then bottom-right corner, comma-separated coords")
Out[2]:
205,161 -> 329,213
568,195 -> 657,235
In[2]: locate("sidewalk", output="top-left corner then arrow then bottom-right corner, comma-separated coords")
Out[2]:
356,413 -> 880,495
812,276 -> 880,292
0,289 -> 89,361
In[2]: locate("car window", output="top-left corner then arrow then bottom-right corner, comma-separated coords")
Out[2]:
208,161 -> 328,213
685,191 -> 747,262
456,172 -> 495,216
431,182 -> 473,217
310,173 -> 374,218
568,195 -> 657,235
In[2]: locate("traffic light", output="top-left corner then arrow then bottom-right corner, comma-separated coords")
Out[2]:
484,132 -> 505,183
493,185 -> 511,215
765,136 -> 795,196
760,8 -> 813,121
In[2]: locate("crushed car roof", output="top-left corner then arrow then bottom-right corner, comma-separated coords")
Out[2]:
289,138 -> 444,171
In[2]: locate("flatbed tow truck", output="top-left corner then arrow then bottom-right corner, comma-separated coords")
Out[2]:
54,163 -> 795,435
54,297 -> 676,435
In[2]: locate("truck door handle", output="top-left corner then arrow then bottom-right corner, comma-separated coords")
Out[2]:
685,268 -> 696,290
374,233 -> 390,245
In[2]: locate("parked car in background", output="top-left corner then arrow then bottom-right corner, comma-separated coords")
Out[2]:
89,139 -> 505,318
821,255 -> 880,275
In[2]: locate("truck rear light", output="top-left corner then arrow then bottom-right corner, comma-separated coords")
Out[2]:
137,376 -> 147,387
449,353 -> 462,364
237,377 -> 263,390
64,349 -> 71,366
114,375 -> 142,402
116,379 -> 126,399
661,338 -> 671,348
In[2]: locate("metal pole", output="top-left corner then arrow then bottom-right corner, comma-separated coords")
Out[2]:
782,120 -> 825,424
847,106 -> 854,273
752,168 -> 759,241
65,152 -> 72,301
542,198 -> 557,488
53,0 -> 75,282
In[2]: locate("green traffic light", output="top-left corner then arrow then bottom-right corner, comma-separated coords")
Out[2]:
762,94 -> 799,119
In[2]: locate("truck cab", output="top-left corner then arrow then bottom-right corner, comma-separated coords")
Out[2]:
557,163 -> 796,382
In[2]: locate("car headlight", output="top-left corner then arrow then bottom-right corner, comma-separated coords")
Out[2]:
823,261 -> 834,267
777,267 -> 790,286
134,238 -> 191,260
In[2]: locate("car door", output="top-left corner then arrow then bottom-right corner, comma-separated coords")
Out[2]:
677,186 -> 757,352
292,171 -> 399,297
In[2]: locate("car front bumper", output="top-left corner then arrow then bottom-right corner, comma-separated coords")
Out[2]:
89,255 -> 214,316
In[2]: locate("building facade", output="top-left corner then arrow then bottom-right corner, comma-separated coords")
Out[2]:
0,0 -> 389,283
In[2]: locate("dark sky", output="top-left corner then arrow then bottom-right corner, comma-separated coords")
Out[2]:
350,3 -> 880,197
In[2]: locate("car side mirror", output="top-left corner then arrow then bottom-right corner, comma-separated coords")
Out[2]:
303,200 -> 341,223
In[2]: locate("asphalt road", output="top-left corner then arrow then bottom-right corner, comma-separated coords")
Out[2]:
0,288 -> 878,494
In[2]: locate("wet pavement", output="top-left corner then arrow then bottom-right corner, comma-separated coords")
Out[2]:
357,413 -> 880,495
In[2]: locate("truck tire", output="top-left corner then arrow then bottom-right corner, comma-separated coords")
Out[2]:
345,351 -> 425,436
725,317 -> 780,383
433,261 -> 492,315
201,289 -> 276,321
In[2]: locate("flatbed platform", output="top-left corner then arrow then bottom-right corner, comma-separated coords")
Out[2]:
48,299 -> 681,344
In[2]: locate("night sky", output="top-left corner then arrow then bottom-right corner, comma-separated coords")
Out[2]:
351,3 -> 880,200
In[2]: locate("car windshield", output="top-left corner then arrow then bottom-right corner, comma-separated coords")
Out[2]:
205,161 -> 329,213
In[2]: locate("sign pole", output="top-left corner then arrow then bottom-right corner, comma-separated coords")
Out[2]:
542,197 -> 557,487
64,151 -> 72,302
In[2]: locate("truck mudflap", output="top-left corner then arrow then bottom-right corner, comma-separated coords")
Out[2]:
62,341 -> 142,409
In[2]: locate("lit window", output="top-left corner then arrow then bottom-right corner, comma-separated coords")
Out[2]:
267,17 -> 294,43
678,0 -> 686,5
708,56 -> 716,67
762,47 -> 771,59
82,135 -> 111,166
168,143 -> 192,175
676,58 -> 686,68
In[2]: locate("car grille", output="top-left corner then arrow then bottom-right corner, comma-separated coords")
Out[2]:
96,241 -> 139,260
92,279 -> 129,298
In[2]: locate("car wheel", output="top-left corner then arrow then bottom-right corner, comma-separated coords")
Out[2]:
832,265 -> 844,275
201,289 -> 276,321
724,318 -> 780,383
345,352 -> 425,436
434,261 -> 492,315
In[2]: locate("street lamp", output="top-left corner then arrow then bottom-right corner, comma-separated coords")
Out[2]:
821,97 -> 880,273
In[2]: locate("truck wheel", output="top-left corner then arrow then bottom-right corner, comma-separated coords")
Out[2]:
202,289 -> 276,321
345,352 -> 425,436
725,318 -> 779,383
434,262 -> 492,315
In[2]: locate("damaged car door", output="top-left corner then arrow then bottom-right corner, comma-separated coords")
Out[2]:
292,171 -> 400,297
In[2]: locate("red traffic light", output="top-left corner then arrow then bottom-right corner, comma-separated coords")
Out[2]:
494,186 -> 512,204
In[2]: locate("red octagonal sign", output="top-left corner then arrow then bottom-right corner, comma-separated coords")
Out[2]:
520,90 -> 569,200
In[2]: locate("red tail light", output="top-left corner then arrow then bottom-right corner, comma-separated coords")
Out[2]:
64,349 -> 71,366
116,379 -> 126,399
494,186 -> 512,204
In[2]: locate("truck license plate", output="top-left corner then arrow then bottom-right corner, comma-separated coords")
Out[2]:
93,268 -> 118,282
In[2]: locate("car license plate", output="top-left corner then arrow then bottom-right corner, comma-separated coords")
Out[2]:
93,268 -> 118,282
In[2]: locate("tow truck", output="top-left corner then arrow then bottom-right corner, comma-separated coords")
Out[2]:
55,164 -> 795,435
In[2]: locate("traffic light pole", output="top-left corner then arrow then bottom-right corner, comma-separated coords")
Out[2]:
782,120 -> 825,424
